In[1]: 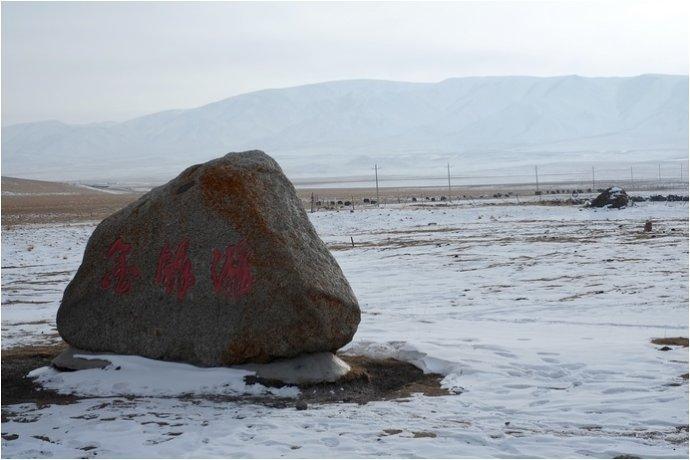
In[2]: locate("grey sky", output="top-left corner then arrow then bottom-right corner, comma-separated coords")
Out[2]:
2,1 -> 688,126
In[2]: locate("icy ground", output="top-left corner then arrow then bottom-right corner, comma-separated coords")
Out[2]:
2,201 -> 689,458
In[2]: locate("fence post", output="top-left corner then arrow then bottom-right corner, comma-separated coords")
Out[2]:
374,163 -> 380,207
447,163 -> 452,202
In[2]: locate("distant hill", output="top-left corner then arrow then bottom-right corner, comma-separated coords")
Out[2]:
2,74 -> 688,181
1,176 -> 136,195
1,176 -> 93,195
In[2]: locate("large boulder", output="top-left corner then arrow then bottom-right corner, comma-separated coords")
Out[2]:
589,186 -> 629,209
56,151 -> 360,366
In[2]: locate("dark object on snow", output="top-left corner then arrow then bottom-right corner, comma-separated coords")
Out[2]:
644,220 -> 652,232
589,187 -> 629,209
56,150 -> 361,366
295,401 -> 308,410
649,194 -> 689,202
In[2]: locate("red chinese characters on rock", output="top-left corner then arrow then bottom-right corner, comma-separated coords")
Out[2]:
155,238 -> 196,301
101,238 -> 141,295
210,240 -> 254,299
99,237 -> 253,300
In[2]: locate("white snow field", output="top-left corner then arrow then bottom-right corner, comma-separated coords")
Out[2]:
2,201 -> 688,458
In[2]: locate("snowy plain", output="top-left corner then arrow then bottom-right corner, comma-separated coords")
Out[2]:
1,200 -> 688,458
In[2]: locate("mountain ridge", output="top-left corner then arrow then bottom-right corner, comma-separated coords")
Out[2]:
3,74 -> 688,181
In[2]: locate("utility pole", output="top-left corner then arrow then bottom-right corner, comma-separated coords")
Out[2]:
534,165 -> 539,193
591,166 -> 595,190
658,163 -> 661,181
374,163 -> 380,206
447,163 -> 452,201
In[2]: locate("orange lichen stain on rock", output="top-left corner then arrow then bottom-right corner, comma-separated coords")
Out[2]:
306,289 -> 360,342
199,165 -> 285,269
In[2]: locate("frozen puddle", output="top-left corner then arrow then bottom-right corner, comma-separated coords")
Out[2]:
2,202 -> 688,457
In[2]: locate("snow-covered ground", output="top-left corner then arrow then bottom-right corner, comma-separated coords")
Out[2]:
2,201 -> 688,458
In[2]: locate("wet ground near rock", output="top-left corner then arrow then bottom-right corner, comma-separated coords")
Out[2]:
1,343 -> 448,412
247,355 -> 450,406
1,343 -> 75,408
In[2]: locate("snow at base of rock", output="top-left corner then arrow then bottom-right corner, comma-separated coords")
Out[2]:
237,352 -> 352,384
28,353 -> 300,399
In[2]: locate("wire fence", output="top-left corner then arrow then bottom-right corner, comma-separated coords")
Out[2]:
298,161 -> 689,211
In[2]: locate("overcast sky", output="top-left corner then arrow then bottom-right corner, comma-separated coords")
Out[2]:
2,1 -> 688,126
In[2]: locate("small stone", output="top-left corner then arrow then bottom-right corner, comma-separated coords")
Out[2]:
295,401 -> 308,411
52,347 -> 111,371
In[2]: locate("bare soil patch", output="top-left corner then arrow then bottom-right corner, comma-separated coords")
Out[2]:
247,355 -> 450,406
1,343 -> 74,409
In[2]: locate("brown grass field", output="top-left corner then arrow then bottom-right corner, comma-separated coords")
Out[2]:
2,176 -> 532,226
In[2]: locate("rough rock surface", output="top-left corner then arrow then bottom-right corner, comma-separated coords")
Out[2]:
589,186 -> 629,209
56,151 -> 360,366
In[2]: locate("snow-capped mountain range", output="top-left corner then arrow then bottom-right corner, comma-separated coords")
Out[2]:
3,74 -> 688,182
